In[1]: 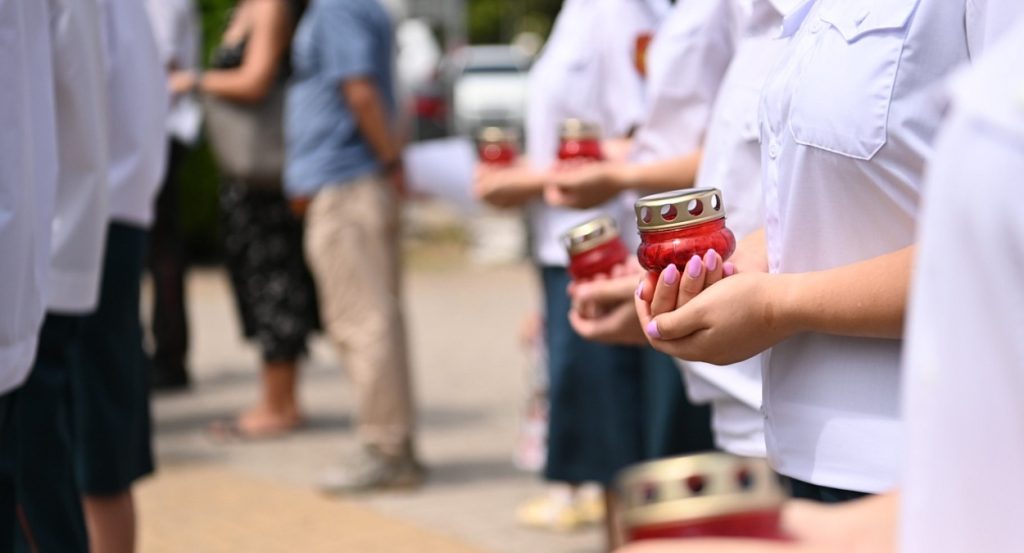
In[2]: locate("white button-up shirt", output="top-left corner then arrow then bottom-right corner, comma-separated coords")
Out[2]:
145,0 -> 202,145
902,21 -> 1024,552
629,0 -> 735,164
0,0 -> 57,393
526,0 -> 668,266
758,0 -> 1016,492
99,0 -> 168,228
673,0 -> 801,459
47,0 -> 110,314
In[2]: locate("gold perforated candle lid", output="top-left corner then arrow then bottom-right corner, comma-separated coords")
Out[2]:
477,126 -> 519,144
635,188 -> 727,232
562,215 -> 621,255
617,453 -> 786,529
559,118 -> 602,141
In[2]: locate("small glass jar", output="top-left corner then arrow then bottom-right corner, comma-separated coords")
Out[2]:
618,453 -> 789,542
557,119 -> 604,161
634,188 -> 736,273
476,126 -> 520,166
562,215 -> 629,280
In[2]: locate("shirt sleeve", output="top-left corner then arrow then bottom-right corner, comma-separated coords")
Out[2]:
631,0 -> 737,160
316,1 -> 377,84
591,1 -> 652,137
46,0 -> 110,312
144,0 -> 176,66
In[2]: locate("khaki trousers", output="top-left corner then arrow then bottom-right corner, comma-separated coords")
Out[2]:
304,175 -> 414,455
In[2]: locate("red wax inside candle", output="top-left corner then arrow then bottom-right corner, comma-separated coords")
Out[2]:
568,238 -> 629,280
479,142 -> 518,166
628,509 -> 788,542
558,138 -> 604,161
637,219 -> 736,273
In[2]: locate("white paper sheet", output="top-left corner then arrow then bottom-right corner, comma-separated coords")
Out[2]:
403,137 -> 478,210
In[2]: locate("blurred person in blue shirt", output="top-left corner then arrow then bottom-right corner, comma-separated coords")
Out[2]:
285,0 -> 421,493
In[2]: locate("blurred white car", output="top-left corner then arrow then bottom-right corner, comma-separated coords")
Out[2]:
445,45 -> 531,137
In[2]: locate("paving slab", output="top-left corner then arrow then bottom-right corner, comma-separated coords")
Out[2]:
142,257 -> 601,553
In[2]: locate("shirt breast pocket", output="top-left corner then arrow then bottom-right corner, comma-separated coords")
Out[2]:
788,0 -> 920,160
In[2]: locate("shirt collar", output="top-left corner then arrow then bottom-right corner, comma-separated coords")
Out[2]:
644,0 -> 672,21
778,0 -> 818,37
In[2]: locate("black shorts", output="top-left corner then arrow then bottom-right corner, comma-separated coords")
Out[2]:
540,266 -> 714,485
783,476 -> 870,504
71,223 -> 155,495
0,314 -> 89,552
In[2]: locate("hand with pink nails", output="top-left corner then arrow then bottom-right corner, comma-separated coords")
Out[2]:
632,225 -> 912,365
633,228 -> 789,365
567,257 -> 649,345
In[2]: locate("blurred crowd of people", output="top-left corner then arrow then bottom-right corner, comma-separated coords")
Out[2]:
2,0 -> 1024,552
471,0 -> 1024,551
1,0 -> 417,551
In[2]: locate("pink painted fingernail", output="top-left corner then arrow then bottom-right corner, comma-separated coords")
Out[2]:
686,255 -> 702,278
723,262 -> 736,277
636,281 -> 644,298
704,249 -> 719,272
645,320 -> 661,339
663,263 -> 679,285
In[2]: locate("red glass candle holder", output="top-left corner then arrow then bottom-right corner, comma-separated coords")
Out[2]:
634,188 -> 736,273
557,119 -> 604,161
477,127 -> 520,166
618,453 -> 790,543
562,216 -> 629,280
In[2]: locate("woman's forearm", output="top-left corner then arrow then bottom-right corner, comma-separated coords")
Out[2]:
344,78 -> 400,165
615,149 -> 702,193
779,246 -> 913,339
200,0 -> 290,103
200,69 -> 278,103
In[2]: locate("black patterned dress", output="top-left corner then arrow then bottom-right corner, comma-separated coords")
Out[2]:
211,7 -> 320,363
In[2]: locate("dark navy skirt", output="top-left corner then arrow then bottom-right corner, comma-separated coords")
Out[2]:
540,267 -> 713,486
70,223 -> 155,495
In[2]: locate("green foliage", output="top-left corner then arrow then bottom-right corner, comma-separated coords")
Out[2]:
466,0 -> 562,43
177,0 -> 233,259
198,0 -> 234,59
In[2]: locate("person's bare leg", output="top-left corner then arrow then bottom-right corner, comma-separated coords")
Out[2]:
83,491 -> 134,553
604,490 -> 625,552
236,360 -> 303,435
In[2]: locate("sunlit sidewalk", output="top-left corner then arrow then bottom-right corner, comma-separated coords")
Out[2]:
138,467 -> 484,553
139,252 -> 600,553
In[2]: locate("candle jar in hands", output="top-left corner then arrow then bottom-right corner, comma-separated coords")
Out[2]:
618,452 -> 789,542
634,188 -> 736,273
562,215 -> 630,281
476,126 -> 520,166
557,119 -> 605,162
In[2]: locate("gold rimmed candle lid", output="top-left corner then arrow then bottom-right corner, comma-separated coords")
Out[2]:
562,215 -> 621,255
559,118 -> 602,141
477,126 -> 520,144
617,453 -> 786,529
635,187 -> 726,232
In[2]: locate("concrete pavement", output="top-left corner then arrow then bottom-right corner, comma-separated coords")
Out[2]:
140,241 -> 602,553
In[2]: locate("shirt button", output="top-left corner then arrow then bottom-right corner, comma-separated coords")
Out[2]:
768,142 -> 780,158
